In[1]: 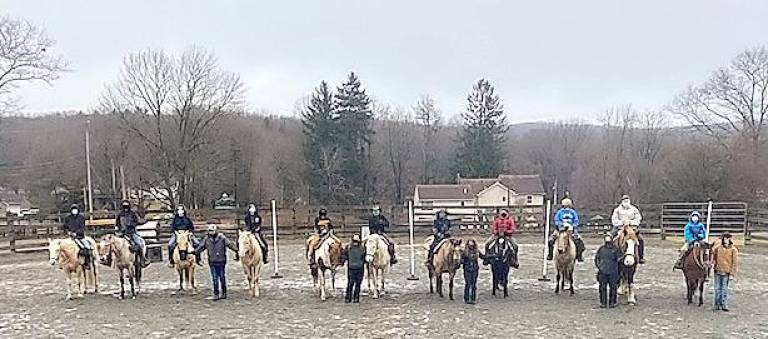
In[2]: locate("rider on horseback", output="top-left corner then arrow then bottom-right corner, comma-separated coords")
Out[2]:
167,205 -> 201,267
115,200 -> 149,267
673,210 -> 707,270
62,204 -> 93,269
427,209 -> 451,265
307,208 -> 338,267
368,205 -> 397,264
484,209 -> 519,268
611,195 -> 645,264
548,198 -> 586,262
243,203 -> 269,264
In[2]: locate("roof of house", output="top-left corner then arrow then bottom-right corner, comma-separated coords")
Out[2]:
415,184 -> 475,200
498,175 -> 546,195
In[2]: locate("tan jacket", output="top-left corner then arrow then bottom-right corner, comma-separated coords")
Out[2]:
713,244 -> 738,276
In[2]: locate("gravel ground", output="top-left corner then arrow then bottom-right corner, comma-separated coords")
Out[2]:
0,235 -> 767,338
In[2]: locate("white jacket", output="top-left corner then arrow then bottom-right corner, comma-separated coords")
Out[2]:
611,204 -> 642,227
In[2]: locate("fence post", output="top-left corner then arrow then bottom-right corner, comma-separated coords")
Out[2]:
8,214 -> 16,254
270,199 -> 283,279
407,200 -> 418,280
538,200 -> 551,282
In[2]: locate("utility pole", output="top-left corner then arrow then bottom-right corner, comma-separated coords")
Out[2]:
120,165 -> 126,200
85,120 -> 94,223
111,158 -> 117,209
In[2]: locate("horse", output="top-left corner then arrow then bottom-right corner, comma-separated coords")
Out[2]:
615,224 -> 639,305
98,234 -> 142,299
423,235 -> 463,300
171,230 -> 196,293
364,233 -> 390,299
485,237 -> 516,298
238,230 -> 264,297
307,232 -> 343,301
681,240 -> 713,306
554,226 -> 576,295
48,237 -> 99,300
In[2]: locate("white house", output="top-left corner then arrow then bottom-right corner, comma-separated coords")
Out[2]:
0,188 -> 38,216
413,174 -> 545,223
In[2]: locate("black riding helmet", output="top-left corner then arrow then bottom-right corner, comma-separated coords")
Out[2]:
319,208 -> 328,217
121,200 -> 131,210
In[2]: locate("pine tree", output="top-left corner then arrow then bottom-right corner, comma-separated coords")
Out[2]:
453,79 -> 508,178
334,72 -> 374,203
301,81 -> 340,203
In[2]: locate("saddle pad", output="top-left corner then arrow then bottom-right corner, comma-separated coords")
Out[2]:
432,238 -> 450,254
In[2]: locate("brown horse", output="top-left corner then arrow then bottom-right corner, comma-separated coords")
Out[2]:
48,238 -> 99,300
99,234 -> 141,299
554,226 -> 576,295
172,230 -> 196,293
681,240 -> 713,306
423,235 -> 463,300
615,224 -> 640,305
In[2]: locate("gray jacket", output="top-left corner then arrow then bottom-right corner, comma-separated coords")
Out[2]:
195,233 -> 238,264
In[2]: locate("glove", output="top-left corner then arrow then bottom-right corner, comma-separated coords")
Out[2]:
233,253 -> 240,261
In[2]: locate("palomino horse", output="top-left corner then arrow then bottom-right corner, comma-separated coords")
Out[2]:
485,237 -> 516,297
681,240 -> 713,306
238,230 -> 264,297
172,230 -> 196,293
364,234 -> 390,299
423,235 -> 463,300
99,234 -> 142,299
48,237 -> 99,300
307,232 -> 343,301
554,226 -> 576,295
615,224 -> 640,305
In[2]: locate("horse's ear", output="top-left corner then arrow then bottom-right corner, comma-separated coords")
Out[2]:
47,238 -> 52,244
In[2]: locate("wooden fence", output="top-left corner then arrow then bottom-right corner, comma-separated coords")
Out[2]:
660,202 -> 748,240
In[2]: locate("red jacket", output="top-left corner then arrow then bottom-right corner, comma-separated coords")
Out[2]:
492,216 -> 517,236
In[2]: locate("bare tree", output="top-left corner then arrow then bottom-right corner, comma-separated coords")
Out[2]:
377,105 -> 416,204
414,95 -> 441,184
0,16 -> 67,112
100,47 -> 244,207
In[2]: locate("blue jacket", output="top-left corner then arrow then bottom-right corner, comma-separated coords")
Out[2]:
170,215 -> 195,231
554,207 -> 580,232
433,217 -> 451,237
684,212 -> 707,244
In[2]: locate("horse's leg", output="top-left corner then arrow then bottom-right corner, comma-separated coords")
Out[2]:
698,279 -> 705,306
93,260 -> 100,293
64,270 -> 73,300
686,280 -> 694,304
491,269 -> 497,296
503,268 -> 509,298
319,269 -> 327,301
569,269 -> 575,295
436,274 -> 443,298
129,272 -> 136,300
448,271 -> 455,301
428,269 -> 434,294
77,267 -> 85,298
177,269 -> 184,292
555,271 -> 561,294
119,270 -> 125,300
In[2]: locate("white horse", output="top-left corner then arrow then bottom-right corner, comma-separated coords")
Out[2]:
48,237 -> 99,300
364,234 -> 391,299
238,230 -> 264,297
307,234 -> 342,301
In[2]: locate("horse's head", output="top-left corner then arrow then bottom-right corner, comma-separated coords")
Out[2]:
450,239 -> 464,263
364,234 -> 380,263
48,238 -> 61,266
556,228 -> 572,254
175,230 -> 190,252
98,235 -> 113,259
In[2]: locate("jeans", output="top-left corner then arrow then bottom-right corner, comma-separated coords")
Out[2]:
597,272 -> 619,306
714,273 -> 730,309
210,263 -> 227,297
128,232 -> 146,255
346,268 -> 363,302
464,269 -> 478,303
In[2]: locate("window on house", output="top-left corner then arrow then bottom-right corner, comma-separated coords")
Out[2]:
502,196 -> 507,202
526,196 -> 533,204
460,201 -> 465,206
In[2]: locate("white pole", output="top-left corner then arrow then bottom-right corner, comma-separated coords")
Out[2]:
539,199 -> 552,281
270,199 -> 282,278
85,120 -> 94,223
407,200 -> 418,280
705,200 -> 714,242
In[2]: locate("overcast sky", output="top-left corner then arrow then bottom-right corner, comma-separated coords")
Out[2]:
3,0 -> 768,123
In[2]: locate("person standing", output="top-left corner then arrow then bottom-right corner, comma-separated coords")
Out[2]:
595,232 -> 621,308
462,239 -> 481,304
342,234 -> 365,303
713,233 -> 739,312
194,224 -> 239,301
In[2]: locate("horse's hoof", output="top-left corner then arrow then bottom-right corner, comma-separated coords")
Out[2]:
131,295 -> 136,300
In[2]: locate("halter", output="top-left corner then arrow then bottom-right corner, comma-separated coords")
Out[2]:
692,243 -> 710,271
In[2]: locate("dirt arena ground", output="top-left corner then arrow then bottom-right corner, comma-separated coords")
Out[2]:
1,235 -> 767,338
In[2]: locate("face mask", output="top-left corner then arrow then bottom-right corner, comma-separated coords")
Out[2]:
249,207 -> 256,213
501,213 -> 508,218
604,236 -> 612,243
691,216 -> 699,223
373,210 -> 380,216
71,209 -> 78,215
621,200 -> 631,208
122,204 -> 130,210
177,209 -> 185,216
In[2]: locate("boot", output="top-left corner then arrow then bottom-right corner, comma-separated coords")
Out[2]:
195,255 -> 202,266
83,254 -> 92,270
168,255 -> 175,268
388,243 -> 397,265
575,238 -> 585,262
512,251 -> 520,269
546,239 -> 554,261
263,247 -> 269,264
673,250 -> 687,270
638,237 -> 646,264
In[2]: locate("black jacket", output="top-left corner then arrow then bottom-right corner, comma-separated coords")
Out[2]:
342,244 -> 366,270
595,243 -> 622,276
368,215 -> 390,234
461,253 -> 480,273
115,210 -> 141,234
433,217 -> 451,237
244,212 -> 262,233
63,214 -> 86,237
170,216 -> 194,231
195,233 -> 238,264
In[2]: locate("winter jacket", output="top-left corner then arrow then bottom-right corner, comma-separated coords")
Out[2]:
115,210 -> 141,234
461,253 -> 480,273
368,215 -> 390,234
195,233 -> 238,264
244,212 -> 262,233
492,216 -> 516,236
594,243 -> 622,277
433,217 -> 451,237
713,244 -> 739,276
343,244 -> 366,270
554,207 -> 580,230
611,204 -> 642,233
63,214 -> 86,237
170,215 -> 195,232
683,212 -> 707,245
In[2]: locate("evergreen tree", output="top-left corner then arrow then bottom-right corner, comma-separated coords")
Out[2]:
301,81 -> 340,203
453,79 -> 508,178
334,72 -> 374,203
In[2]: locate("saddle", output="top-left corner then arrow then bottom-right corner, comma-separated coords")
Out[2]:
431,238 -> 451,254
